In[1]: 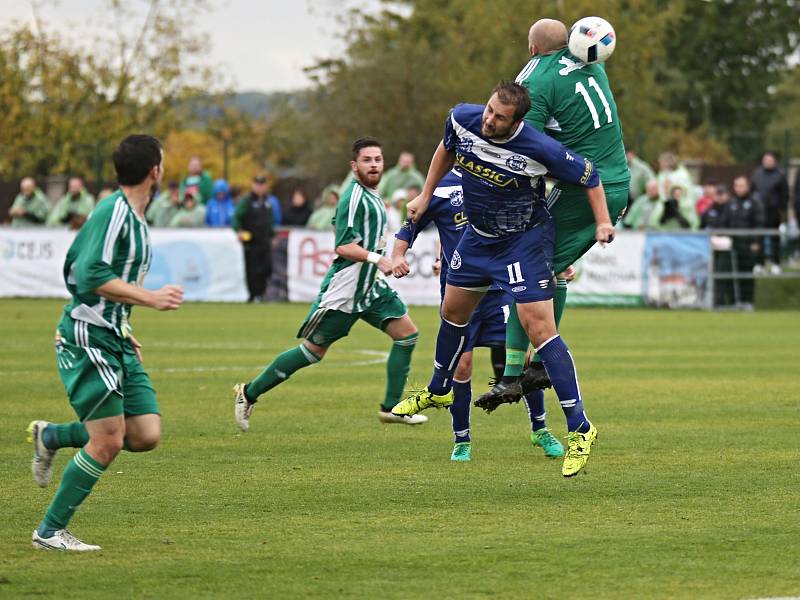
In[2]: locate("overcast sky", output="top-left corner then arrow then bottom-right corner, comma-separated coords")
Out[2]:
0,0 -> 385,93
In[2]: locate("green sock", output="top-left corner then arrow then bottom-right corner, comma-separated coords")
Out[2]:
533,278 -> 568,363
503,304 -> 530,377
246,344 -> 322,400
40,447 -> 106,532
381,333 -> 418,410
43,422 -> 89,450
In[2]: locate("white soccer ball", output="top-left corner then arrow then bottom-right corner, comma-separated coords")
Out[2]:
568,16 -> 617,64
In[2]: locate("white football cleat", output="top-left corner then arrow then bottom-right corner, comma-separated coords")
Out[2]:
27,420 -> 56,487
32,529 -> 101,551
233,383 -> 255,431
378,410 -> 428,425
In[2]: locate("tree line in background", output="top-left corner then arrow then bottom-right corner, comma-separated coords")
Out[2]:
1,0 -> 799,190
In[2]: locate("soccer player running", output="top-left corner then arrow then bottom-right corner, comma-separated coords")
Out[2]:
233,138 -> 425,430
476,19 -> 631,411
27,135 -> 184,551
391,168 -> 564,462
391,82 -> 614,476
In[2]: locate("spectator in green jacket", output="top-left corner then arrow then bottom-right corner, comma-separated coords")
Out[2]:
147,181 -> 181,227
624,179 -> 661,230
9,177 -> 49,227
626,150 -> 656,204
307,185 -> 339,230
46,176 -> 95,229
180,156 -> 214,204
653,187 -> 693,231
657,152 -> 698,228
169,189 -> 206,227
378,151 -> 425,200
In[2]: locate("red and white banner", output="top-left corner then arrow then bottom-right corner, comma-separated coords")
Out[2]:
286,229 -> 443,305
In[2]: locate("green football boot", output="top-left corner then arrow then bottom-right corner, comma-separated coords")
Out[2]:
562,423 -> 598,477
530,428 -> 565,458
450,442 -> 472,462
391,387 -> 454,416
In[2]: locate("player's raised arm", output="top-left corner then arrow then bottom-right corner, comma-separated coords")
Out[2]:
408,139 -> 456,223
536,136 -> 614,244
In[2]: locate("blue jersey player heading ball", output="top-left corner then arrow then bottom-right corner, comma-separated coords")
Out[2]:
391,82 -> 614,477
391,169 -> 565,462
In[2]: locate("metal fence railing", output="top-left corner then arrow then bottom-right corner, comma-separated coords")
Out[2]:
706,228 -> 800,309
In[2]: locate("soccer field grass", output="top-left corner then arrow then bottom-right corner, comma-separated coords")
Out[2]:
0,299 -> 798,599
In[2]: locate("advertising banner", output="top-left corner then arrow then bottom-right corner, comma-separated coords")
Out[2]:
567,231 -> 646,306
287,229 -> 443,305
0,228 -> 247,302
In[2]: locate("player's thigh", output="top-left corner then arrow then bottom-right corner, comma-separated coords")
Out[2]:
551,182 -> 629,273
516,299 -> 557,348
298,304 -> 358,347
56,321 -> 124,422
361,283 -> 409,333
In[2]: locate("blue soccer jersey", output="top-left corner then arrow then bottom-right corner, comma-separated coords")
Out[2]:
443,103 -> 600,238
395,168 -> 511,347
395,169 -> 467,292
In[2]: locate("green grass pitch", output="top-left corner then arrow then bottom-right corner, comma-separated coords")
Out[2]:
0,299 -> 798,599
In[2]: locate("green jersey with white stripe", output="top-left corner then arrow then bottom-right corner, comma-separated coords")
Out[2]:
62,190 -> 152,338
515,48 -> 629,184
316,179 -> 387,314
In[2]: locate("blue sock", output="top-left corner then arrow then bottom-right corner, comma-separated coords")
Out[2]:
536,336 -> 590,433
450,380 -> 471,442
428,317 -> 470,396
524,389 -> 546,432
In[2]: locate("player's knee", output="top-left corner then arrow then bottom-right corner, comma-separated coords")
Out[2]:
87,435 -> 124,464
441,305 -> 470,326
126,433 -> 160,452
454,353 -> 473,380
303,341 -> 327,360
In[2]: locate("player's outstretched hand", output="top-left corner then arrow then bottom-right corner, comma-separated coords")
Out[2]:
128,334 -> 143,362
151,284 -> 184,311
595,222 -> 615,246
557,265 -> 577,281
377,256 -> 394,276
405,194 -> 428,223
392,256 -> 410,278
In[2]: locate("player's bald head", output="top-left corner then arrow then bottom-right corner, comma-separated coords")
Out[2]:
528,19 -> 568,55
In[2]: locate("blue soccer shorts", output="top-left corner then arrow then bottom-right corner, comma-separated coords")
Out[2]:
445,222 -> 556,304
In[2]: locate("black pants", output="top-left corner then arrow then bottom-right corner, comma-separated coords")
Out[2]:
244,244 -> 272,301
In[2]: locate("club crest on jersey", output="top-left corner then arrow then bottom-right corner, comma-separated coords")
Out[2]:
450,250 -> 462,270
449,190 -> 464,207
505,155 -> 528,172
456,137 -> 474,153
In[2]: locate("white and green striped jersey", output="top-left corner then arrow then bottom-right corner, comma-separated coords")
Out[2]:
62,189 -> 152,338
316,179 -> 387,313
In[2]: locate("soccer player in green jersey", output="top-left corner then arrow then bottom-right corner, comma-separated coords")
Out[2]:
27,135 -> 184,551
476,18 -> 631,412
233,138 -> 425,429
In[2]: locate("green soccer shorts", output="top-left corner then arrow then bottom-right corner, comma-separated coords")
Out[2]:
548,180 -> 630,274
297,284 -> 408,347
55,315 -> 160,422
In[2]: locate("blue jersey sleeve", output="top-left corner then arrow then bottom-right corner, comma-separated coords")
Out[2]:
395,202 -> 437,248
535,134 -> 600,188
442,108 -> 459,152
